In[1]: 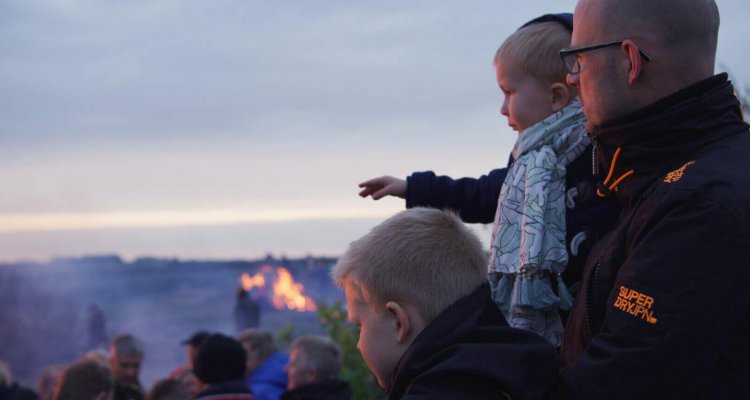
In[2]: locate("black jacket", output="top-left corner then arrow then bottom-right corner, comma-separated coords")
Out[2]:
280,379 -> 351,400
0,383 -> 38,400
559,74 -> 750,399
388,284 -> 557,400
113,382 -> 143,400
406,147 -> 621,291
196,380 -> 254,400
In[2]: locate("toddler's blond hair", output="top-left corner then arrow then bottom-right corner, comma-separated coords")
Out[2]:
495,21 -> 572,85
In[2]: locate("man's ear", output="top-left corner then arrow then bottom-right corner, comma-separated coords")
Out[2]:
622,39 -> 645,85
385,301 -> 412,344
550,82 -> 573,112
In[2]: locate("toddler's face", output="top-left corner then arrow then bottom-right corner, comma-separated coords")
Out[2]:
345,284 -> 403,389
496,58 -> 555,133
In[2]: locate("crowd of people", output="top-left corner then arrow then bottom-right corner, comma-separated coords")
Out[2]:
3,0 -> 750,398
0,329 -> 351,400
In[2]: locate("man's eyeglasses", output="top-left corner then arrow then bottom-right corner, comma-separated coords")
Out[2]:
559,41 -> 653,75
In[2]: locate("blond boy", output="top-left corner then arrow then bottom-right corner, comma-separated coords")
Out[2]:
332,208 -> 557,400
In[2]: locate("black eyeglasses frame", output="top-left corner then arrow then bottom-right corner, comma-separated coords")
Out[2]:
559,41 -> 653,75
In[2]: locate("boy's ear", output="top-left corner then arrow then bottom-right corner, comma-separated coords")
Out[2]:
385,301 -> 413,344
550,82 -> 573,112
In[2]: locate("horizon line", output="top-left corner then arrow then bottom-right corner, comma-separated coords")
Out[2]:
0,207 -> 398,234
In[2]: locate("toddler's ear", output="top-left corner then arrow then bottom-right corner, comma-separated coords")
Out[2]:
550,82 -> 573,112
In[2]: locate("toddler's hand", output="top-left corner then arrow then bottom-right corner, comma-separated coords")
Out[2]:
358,176 -> 407,200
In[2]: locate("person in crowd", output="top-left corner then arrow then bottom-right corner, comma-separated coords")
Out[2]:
331,208 -> 557,399
80,350 -> 110,369
145,379 -> 190,400
54,360 -> 112,400
181,331 -> 209,370
167,367 -> 200,399
234,287 -> 261,333
0,360 -> 38,400
556,0 -> 750,397
236,329 -> 287,400
165,330 -> 209,397
87,304 -> 107,350
36,365 -> 65,400
108,334 -> 145,400
358,13 -> 620,346
193,333 -> 253,400
280,335 -> 351,400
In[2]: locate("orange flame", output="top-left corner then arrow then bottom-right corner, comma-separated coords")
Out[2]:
272,267 -> 317,312
238,266 -> 316,312
240,272 -> 265,291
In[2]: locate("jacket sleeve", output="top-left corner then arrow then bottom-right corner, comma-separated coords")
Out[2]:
559,193 -> 750,399
405,169 -> 508,224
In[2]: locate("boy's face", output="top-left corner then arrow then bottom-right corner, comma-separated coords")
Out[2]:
496,58 -> 555,133
345,284 -> 403,389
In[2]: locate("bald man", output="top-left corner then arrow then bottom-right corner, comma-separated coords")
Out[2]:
557,0 -> 750,398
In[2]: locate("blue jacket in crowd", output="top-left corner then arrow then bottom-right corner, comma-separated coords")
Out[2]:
246,351 -> 289,400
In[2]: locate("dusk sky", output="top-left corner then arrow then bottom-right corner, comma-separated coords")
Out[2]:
2,0 -> 748,261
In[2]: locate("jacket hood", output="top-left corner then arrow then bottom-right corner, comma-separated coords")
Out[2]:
387,283 -> 557,400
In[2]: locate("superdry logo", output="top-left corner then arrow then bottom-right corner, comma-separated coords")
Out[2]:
613,286 -> 658,324
663,161 -> 695,183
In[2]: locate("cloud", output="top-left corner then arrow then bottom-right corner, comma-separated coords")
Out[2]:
1,0 -> 747,259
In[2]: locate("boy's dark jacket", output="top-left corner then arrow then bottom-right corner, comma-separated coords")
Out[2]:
280,379 -> 351,400
406,144 -> 621,290
558,74 -> 750,398
387,283 -> 557,400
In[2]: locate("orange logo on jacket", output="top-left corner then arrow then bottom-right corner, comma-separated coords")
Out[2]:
663,161 -> 695,183
613,286 -> 658,324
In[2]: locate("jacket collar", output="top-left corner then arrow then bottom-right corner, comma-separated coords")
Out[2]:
386,283 -> 491,397
589,73 -> 749,205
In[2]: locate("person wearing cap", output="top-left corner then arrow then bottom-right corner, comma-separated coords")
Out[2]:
193,333 -> 254,400
181,331 -> 210,370
164,331 -> 210,397
358,12 -> 620,346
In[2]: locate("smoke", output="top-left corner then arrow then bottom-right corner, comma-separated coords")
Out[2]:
0,255 -> 341,390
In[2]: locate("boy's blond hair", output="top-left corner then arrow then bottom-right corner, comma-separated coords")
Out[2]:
494,21 -> 572,85
331,208 -> 487,322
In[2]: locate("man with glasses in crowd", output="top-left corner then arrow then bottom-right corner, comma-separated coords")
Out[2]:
555,0 -> 750,398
